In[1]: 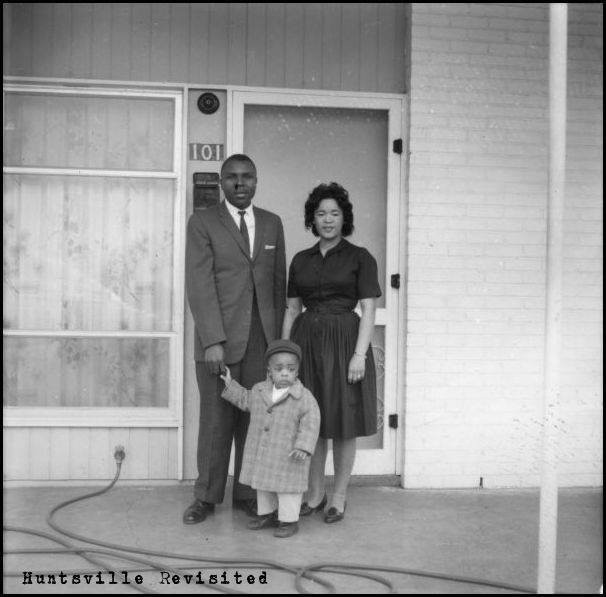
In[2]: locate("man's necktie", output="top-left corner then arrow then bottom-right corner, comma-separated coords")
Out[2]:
238,210 -> 251,256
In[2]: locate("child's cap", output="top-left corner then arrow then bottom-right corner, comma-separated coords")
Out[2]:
264,339 -> 302,363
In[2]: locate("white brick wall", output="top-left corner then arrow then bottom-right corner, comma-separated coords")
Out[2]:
405,3 -> 603,488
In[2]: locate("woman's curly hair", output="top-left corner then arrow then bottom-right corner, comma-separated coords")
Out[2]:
304,182 -> 354,237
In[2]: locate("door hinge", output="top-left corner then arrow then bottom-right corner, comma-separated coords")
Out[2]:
391,273 -> 400,289
388,414 -> 399,429
392,139 -> 403,154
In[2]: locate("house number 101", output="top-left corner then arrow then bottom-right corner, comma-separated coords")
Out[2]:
189,143 -> 224,161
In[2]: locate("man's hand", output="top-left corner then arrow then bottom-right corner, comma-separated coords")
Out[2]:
204,343 -> 225,376
289,449 -> 309,462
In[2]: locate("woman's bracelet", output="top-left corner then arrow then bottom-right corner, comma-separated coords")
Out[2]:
354,351 -> 367,359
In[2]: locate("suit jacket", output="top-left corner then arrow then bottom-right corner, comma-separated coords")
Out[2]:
222,379 -> 321,493
185,200 -> 286,363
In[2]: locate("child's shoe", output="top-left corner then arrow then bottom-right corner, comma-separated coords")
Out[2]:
273,521 -> 299,538
247,511 -> 278,530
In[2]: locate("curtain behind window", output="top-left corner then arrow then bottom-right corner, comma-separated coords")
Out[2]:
3,91 -> 177,408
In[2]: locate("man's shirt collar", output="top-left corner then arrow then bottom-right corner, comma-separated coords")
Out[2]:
224,199 -> 253,220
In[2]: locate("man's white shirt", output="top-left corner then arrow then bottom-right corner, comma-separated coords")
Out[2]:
224,200 -> 255,258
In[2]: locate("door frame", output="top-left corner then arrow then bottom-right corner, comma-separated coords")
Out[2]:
229,88 -> 405,475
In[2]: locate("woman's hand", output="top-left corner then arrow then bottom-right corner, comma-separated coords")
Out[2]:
347,353 -> 366,384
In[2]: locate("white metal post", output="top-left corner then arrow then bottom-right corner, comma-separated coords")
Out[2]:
538,4 -> 567,594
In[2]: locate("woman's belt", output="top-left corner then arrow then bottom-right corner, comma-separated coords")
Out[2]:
304,305 -> 355,315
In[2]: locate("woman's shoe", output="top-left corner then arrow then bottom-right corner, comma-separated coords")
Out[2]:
299,494 -> 327,517
324,503 -> 346,524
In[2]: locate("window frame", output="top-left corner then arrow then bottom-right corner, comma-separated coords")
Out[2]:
3,82 -> 185,429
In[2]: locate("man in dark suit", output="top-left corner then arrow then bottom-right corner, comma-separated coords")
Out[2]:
183,154 -> 286,524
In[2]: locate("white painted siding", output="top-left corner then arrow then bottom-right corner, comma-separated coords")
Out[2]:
406,3 -> 603,488
3,428 -> 179,480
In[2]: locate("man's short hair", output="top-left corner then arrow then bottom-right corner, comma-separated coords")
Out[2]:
220,154 -> 256,176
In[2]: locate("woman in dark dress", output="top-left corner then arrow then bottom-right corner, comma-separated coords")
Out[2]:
282,182 -> 381,523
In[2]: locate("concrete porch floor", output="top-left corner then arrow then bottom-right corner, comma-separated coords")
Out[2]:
3,481 -> 602,594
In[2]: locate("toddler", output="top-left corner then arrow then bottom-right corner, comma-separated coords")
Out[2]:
221,339 -> 320,538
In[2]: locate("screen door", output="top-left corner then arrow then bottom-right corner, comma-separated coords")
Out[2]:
231,90 -> 403,475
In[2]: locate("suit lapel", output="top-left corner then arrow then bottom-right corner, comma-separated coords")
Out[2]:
218,201 -> 250,260
251,207 -> 264,263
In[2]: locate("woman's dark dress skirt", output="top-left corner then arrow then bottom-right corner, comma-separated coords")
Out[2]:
291,307 -> 377,440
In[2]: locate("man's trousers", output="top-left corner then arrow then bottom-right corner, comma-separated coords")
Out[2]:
193,297 -> 267,504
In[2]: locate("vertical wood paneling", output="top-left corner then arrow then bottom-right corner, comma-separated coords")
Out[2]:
31,3 -> 54,77
169,4 -> 190,83
265,4 -> 286,88
303,4 -> 323,89
246,3 -> 267,87
167,427 -> 178,478
148,428 -> 169,478
284,4 -> 305,88
150,3 -> 171,81
52,4 -> 72,78
110,4 -> 132,81
5,428 -> 178,481
396,5 -> 409,94
6,3 -> 408,92
131,3 -> 152,80
4,428 -> 30,480
3,4 -> 12,75
127,427 -> 150,478
71,4 -> 93,78
49,427 -> 71,479
208,3 -> 229,84
91,3 -> 112,79
227,4 -> 247,85
88,428 -> 111,478
377,4 -> 399,93
69,428 -> 90,478
341,4 -> 361,91
322,4 -> 342,90
359,4 -> 380,92
10,3 -> 33,76
188,4 -> 210,84
29,428 -> 51,479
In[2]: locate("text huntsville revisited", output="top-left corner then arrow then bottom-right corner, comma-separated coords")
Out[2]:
22,570 -> 269,586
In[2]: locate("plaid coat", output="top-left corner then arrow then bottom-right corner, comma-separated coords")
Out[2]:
222,379 -> 321,493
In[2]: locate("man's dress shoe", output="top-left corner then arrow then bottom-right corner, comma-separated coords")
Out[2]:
183,500 -> 215,524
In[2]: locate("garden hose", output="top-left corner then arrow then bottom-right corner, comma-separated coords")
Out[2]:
3,458 -> 537,594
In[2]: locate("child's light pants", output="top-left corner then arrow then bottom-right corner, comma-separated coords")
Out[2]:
256,490 -> 303,523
